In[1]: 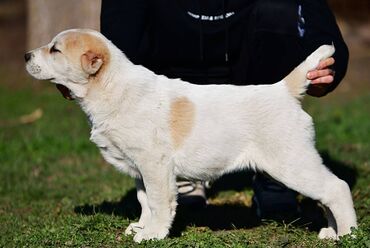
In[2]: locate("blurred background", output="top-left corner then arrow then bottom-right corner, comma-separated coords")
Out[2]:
0,0 -> 369,95
0,0 -> 369,247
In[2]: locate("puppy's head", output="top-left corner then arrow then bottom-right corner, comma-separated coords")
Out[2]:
25,29 -> 110,99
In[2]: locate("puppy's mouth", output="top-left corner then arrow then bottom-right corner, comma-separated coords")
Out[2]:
56,84 -> 74,100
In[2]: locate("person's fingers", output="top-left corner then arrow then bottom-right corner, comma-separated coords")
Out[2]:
307,69 -> 334,79
316,57 -> 335,70
311,75 -> 334,84
306,57 -> 335,96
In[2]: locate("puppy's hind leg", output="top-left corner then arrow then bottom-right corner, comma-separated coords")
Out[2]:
262,146 -> 357,239
318,206 -> 337,239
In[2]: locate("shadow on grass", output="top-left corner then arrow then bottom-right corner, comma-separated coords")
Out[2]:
74,190 -> 261,237
74,151 -> 357,236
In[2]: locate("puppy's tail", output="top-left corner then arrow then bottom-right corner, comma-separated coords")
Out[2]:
283,44 -> 335,99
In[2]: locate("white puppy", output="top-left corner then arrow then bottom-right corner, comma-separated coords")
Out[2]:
25,29 -> 357,242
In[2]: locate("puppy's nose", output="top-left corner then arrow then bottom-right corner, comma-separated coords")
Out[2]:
24,52 -> 32,62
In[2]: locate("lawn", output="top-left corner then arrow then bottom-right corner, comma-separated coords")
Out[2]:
0,73 -> 369,247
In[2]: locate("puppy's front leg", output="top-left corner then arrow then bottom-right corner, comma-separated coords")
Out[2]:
133,163 -> 177,243
125,178 -> 151,235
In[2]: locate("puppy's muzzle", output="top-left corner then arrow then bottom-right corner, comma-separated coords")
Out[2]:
24,52 -> 33,62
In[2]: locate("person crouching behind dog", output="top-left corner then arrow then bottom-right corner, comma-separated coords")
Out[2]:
92,0 -> 348,216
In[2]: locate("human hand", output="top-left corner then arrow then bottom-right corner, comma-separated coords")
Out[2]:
306,57 -> 335,97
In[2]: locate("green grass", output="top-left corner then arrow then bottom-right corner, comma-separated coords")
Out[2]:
0,79 -> 369,247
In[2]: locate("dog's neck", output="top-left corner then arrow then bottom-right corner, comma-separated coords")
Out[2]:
77,49 -> 159,128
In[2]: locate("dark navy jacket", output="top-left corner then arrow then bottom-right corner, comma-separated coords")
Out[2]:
101,0 -> 348,95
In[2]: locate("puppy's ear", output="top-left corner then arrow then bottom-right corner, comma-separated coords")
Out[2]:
81,51 -> 103,75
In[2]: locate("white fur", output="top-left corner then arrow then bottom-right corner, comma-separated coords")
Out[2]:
26,29 -> 357,243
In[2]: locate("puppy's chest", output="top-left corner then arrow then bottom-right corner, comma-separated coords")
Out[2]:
89,126 -> 142,177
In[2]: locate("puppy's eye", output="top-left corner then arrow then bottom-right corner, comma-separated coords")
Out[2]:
50,45 -> 61,53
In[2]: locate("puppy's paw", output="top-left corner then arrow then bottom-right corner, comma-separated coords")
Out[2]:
124,222 -> 144,235
318,227 -> 338,240
133,226 -> 169,243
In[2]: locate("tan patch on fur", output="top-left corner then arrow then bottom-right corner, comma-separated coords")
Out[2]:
41,47 -> 48,54
284,67 -> 307,99
169,97 -> 195,149
60,31 -> 110,79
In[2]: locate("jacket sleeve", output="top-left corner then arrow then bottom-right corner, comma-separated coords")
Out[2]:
100,0 -> 149,64
300,0 -> 349,96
